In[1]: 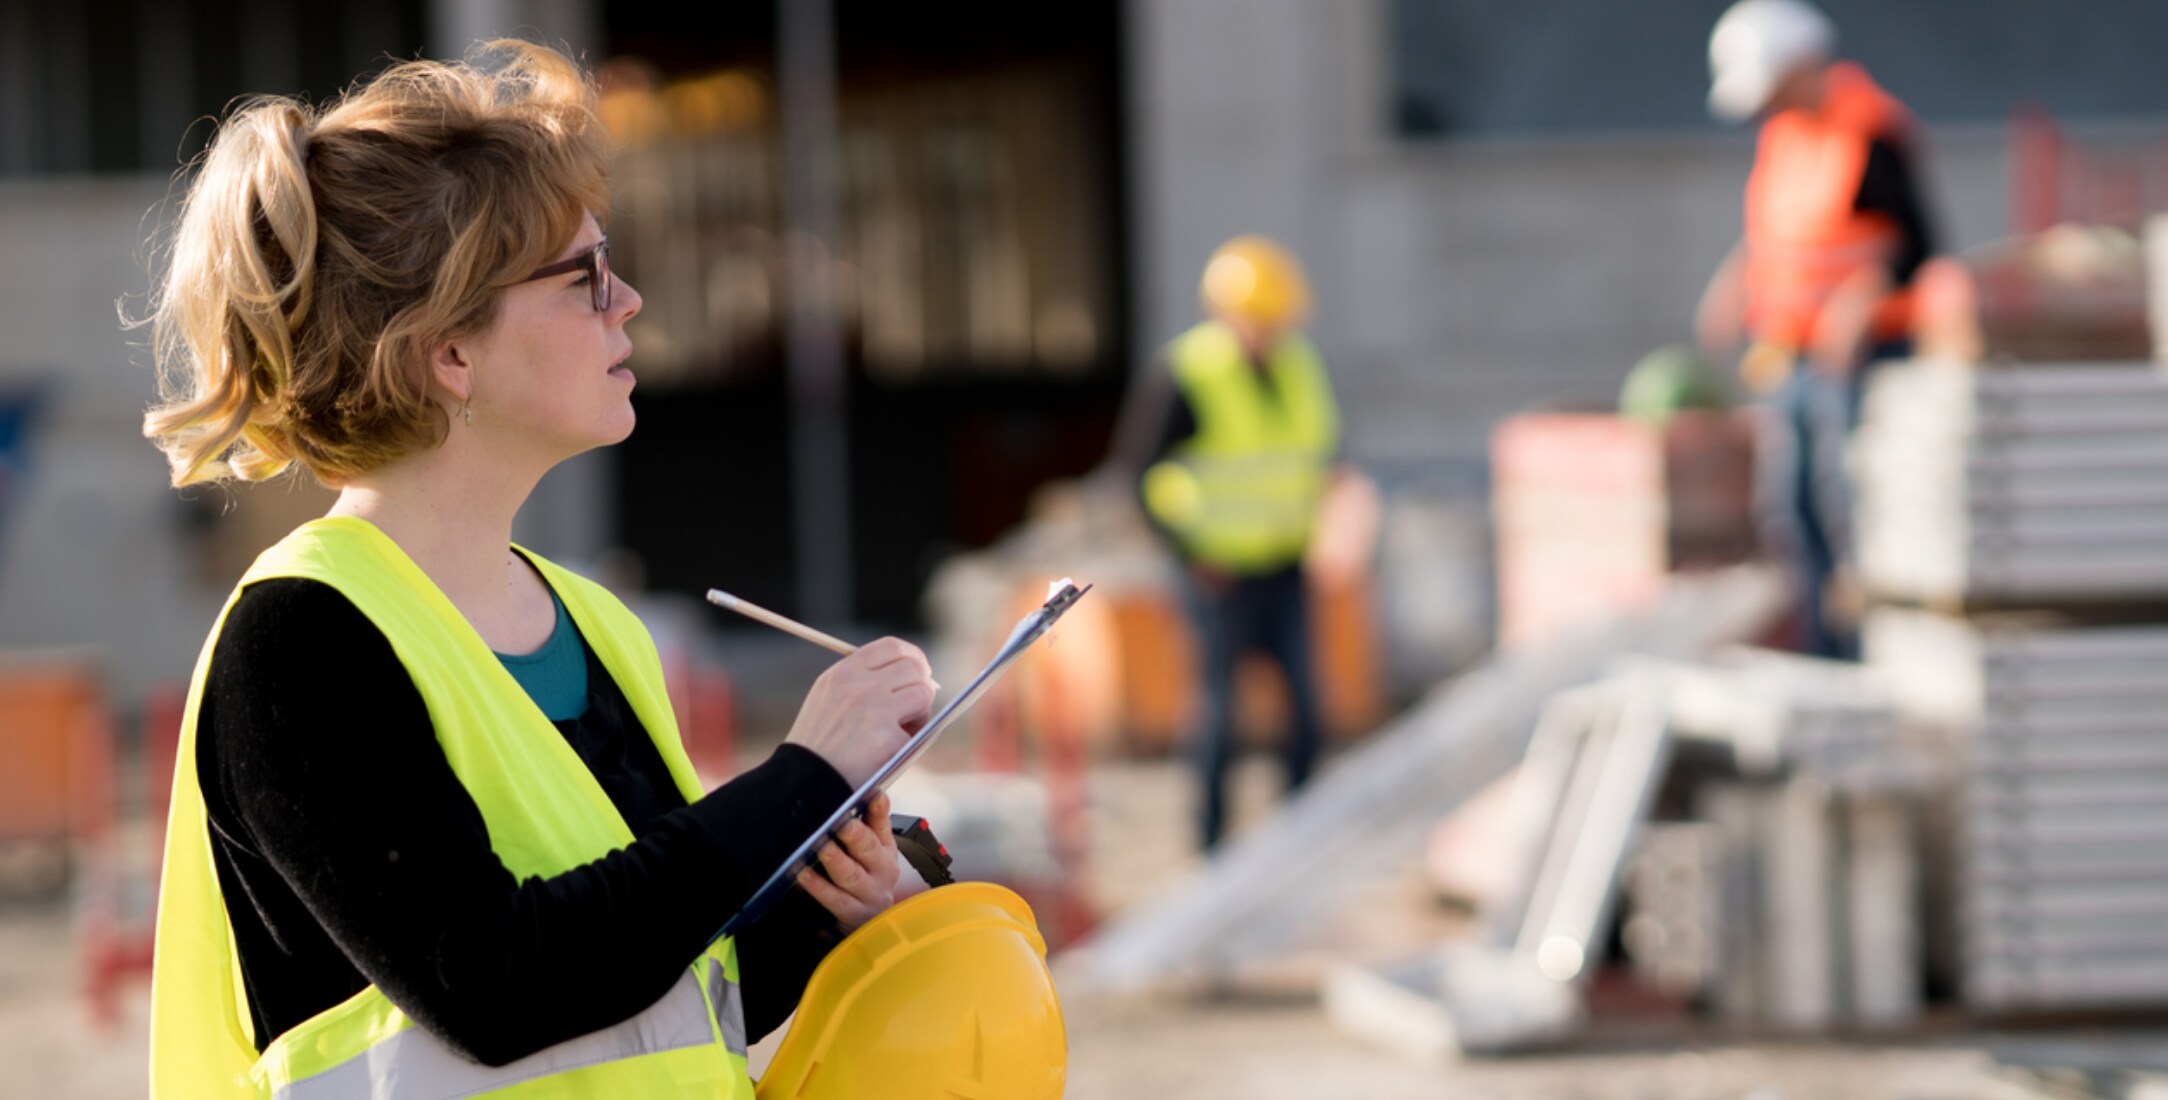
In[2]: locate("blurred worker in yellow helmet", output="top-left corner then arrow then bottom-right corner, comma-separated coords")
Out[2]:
1126,235 -> 1342,849
1695,0 -> 1941,658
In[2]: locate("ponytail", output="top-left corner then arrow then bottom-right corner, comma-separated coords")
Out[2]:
144,99 -> 320,485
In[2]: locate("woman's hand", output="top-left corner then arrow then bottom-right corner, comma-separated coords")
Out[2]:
796,792 -> 901,933
785,637 -> 936,788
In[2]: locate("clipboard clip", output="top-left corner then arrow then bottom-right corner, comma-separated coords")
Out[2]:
1008,580 -> 1090,647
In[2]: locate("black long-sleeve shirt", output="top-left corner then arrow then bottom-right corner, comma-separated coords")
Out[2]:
1856,136 -> 1936,287
196,577 -> 849,1066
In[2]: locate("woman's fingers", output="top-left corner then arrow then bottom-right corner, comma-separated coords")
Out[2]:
800,829 -> 897,932
891,679 -> 936,725
835,818 -> 898,881
816,841 -> 867,894
796,865 -> 862,923
835,814 -> 899,882
784,637 -> 936,787
862,792 -> 893,837
853,644 -> 937,726
855,637 -> 932,675
798,800 -> 904,932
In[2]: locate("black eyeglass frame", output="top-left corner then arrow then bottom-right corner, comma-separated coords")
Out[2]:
519,238 -> 611,312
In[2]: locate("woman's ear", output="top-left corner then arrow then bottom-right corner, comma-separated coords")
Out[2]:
429,338 -> 474,405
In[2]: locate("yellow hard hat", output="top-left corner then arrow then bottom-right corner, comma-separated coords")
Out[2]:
756,883 -> 1067,1100
1201,235 -> 1311,330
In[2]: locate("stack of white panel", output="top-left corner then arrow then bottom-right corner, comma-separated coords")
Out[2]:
1627,651 -> 1928,1030
1622,823 -> 1728,1002
1869,608 -> 2168,1011
1854,362 -> 2168,606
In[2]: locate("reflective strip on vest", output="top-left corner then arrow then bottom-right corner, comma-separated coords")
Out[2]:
272,966 -> 741,1100
1185,453 -> 1326,543
706,956 -> 749,1057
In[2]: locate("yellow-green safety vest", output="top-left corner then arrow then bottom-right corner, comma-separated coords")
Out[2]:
150,516 -> 754,1099
1142,321 -> 1340,574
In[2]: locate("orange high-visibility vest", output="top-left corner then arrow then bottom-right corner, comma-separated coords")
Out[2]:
1743,61 -> 1917,349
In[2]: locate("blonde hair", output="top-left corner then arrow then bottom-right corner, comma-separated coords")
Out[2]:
142,40 -> 610,487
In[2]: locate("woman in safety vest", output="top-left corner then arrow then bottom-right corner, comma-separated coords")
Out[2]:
141,41 -> 933,1098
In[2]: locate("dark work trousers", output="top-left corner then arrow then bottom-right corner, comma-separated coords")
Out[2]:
1182,563 -> 1324,850
1755,339 -> 1907,660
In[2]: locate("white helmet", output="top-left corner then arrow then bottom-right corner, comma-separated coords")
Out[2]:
1708,0 -> 1836,122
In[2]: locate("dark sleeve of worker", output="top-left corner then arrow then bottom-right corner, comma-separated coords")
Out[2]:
1855,136 -> 1937,287
1106,356 -> 1197,479
198,579 -> 852,1066
1149,376 -> 1200,469
732,876 -> 845,1039
1107,357 -> 1198,553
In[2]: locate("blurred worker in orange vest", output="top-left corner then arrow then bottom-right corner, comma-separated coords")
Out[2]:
1695,0 -> 1939,659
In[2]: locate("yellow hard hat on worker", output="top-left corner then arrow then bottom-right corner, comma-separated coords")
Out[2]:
757,882 -> 1067,1100
1201,234 -> 1311,332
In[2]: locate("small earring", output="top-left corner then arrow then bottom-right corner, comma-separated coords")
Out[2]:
461,398 -> 473,426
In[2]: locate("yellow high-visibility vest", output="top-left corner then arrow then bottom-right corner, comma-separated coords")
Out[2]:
150,516 -> 753,1099
1142,321 -> 1340,574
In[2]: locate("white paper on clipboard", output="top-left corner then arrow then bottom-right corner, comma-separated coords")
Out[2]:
714,580 -> 1091,938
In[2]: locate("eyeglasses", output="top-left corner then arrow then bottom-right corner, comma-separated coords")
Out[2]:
519,238 -> 611,312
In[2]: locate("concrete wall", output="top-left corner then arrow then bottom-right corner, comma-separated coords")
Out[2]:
0,0 -> 615,703
429,0 -> 603,62
0,0 -> 2151,700
1125,0 -> 2030,472
0,177 -> 216,701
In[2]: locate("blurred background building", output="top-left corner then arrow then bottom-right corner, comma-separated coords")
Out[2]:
7,0 -> 2168,701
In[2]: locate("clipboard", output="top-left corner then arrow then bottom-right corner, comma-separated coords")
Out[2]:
713,580 -> 1091,938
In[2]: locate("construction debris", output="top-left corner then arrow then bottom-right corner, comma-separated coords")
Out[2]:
1056,565 -> 1783,996
1323,647 -> 1928,1058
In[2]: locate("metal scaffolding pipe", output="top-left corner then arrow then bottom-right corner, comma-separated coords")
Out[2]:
778,0 -> 853,627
